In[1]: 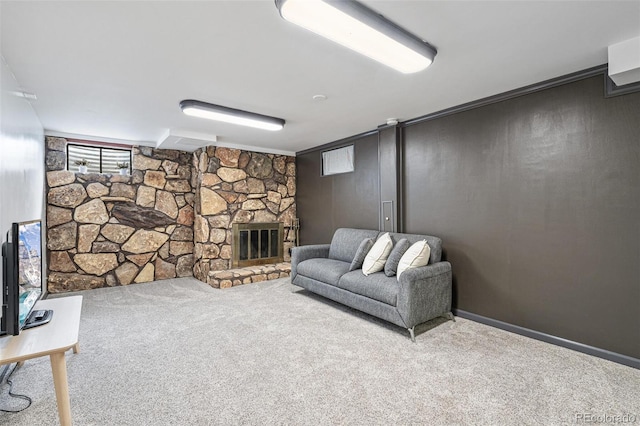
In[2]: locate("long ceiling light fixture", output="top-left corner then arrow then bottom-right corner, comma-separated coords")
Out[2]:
180,100 -> 285,131
275,0 -> 437,74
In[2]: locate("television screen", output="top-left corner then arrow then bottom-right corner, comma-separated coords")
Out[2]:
16,220 -> 43,328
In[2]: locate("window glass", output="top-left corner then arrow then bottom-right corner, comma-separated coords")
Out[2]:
67,144 -> 131,174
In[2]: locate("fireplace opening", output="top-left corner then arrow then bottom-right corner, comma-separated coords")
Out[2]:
232,222 -> 284,267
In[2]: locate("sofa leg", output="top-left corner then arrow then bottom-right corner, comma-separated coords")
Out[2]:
408,327 -> 416,343
446,312 -> 456,322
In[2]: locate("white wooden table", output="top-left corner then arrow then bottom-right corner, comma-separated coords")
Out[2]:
0,295 -> 82,426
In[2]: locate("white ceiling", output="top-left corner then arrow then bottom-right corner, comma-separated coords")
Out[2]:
1,1 -> 639,155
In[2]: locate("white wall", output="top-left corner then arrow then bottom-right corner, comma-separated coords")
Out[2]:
0,55 -> 45,288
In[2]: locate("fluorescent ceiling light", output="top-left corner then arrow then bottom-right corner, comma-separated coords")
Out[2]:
275,0 -> 437,74
180,100 -> 285,131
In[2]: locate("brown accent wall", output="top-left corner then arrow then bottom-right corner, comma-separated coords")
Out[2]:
296,75 -> 640,360
296,133 -> 380,245
403,76 -> 640,358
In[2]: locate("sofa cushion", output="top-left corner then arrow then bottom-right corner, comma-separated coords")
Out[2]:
362,232 -> 393,276
297,258 -> 352,285
328,228 -> 380,263
384,238 -> 410,277
397,240 -> 431,280
349,238 -> 374,271
338,270 -> 399,306
386,232 -> 442,264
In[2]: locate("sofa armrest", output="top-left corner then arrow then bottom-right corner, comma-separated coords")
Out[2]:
396,262 -> 452,329
290,244 -> 331,280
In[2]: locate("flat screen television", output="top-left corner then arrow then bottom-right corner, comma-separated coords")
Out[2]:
1,219 -> 51,337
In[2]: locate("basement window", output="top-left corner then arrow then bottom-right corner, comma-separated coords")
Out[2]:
322,145 -> 354,176
67,143 -> 132,174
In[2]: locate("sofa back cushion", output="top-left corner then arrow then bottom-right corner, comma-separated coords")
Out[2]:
384,238 -> 410,276
396,240 -> 431,280
362,232 -> 393,276
329,228 -> 380,263
349,238 -> 375,271
385,232 -> 443,264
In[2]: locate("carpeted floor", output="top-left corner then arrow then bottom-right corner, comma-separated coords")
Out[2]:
1,277 -> 639,425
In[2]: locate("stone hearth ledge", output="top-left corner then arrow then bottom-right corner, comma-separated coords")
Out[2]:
207,262 -> 291,289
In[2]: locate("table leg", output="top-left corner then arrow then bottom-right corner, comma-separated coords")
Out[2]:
73,343 -> 80,354
50,351 -> 72,426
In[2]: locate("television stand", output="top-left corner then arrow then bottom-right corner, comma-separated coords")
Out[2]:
0,296 -> 82,426
23,309 -> 53,329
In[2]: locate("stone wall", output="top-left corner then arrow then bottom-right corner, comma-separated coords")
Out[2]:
44,137 -> 297,292
191,147 -> 296,286
45,137 -> 195,292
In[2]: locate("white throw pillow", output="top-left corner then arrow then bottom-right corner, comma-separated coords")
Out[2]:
362,232 -> 393,276
397,240 -> 431,280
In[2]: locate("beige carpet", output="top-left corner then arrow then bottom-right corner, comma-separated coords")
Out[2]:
1,277 -> 639,425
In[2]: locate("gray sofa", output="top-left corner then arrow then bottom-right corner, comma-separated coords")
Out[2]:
291,228 -> 453,341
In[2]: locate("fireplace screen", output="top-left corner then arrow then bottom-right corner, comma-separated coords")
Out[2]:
232,222 -> 284,267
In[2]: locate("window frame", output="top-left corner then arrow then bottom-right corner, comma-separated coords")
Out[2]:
66,142 -> 132,174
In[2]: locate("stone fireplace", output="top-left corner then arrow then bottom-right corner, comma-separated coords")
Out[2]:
192,146 -> 296,288
232,222 -> 284,267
